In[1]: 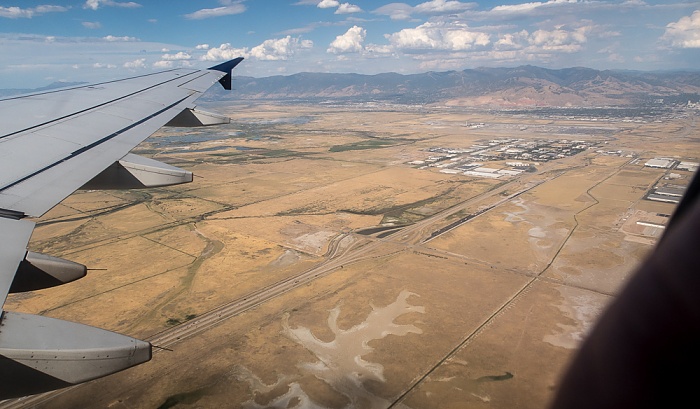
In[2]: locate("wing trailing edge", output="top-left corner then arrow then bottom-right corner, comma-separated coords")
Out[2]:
0,58 -> 244,399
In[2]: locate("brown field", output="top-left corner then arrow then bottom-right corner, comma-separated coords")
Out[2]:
3,103 -> 698,409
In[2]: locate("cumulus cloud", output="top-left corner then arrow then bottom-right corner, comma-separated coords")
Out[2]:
92,62 -> 116,68
0,5 -> 68,18
123,58 -> 146,69
201,36 -> 313,61
336,3 -> 362,14
161,52 -> 191,60
662,10 -> 700,48
317,0 -> 340,8
490,25 -> 591,54
327,25 -> 366,53
84,0 -> 141,10
365,44 -> 395,55
153,60 -> 173,68
200,43 -> 249,61
381,19 -> 593,70
495,31 -> 528,50
185,2 -> 246,19
387,21 -> 490,51
528,26 -> 590,52
250,36 -> 313,60
196,44 -> 210,50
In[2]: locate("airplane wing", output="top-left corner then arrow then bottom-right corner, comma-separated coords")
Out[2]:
0,57 -> 243,399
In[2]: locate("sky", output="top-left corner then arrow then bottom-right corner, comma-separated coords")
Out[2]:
1,0 -> 699,88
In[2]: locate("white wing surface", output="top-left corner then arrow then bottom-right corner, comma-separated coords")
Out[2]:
0,57 -> 243,399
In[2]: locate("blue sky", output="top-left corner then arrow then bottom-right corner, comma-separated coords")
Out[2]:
1,0 -> 699,88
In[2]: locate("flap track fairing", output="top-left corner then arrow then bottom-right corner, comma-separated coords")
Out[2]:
10,251 -> 87,293
165,107 -> 230,127
0,311 -> 151,399
81,153 -> 193,190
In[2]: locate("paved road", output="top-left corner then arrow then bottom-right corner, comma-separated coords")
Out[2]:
0,167 -> 562,408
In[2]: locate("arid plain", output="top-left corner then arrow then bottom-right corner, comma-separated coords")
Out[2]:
2,102 -> 697,408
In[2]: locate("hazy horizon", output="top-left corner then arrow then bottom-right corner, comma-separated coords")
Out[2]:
1,0 -> 699,88
3,64 -> 700,95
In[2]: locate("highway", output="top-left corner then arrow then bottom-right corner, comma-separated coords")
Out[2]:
0,167 -> 562,409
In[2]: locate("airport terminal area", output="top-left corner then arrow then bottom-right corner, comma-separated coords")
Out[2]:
3,102 -> 697,408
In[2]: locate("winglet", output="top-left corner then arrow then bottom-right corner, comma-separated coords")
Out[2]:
208,57 -> 244,90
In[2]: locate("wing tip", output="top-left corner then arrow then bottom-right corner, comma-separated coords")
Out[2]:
208,57 -> 245,91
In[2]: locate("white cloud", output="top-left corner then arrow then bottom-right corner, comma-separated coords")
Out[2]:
318,0 -> 340,8
336,3 -> 362,14
196,44 -> 210,50
491,1 -> 545,14
373,3 -> 414,20
250,36 -> 314,60
662,10 -> 700,48
373,1 -> 473,20
415,0 -> 475,14
123,58 -> 146,69
84,0 -> 141,10
200,43 -> 249,61
201,37 -> 312,62
162,52 -> 191,60
495,31 -> 528,50
93,62 -> 116,68
490,0 -> 576,15
387,21 -> 490,51
365,44 -> 395,55
103,35 -> 138,42
528,26 -> 590,52
82,21 -> 101,29
0,5 -> 68,18
328,25 -> 366,53
185,4 -> 246,19
153,60 -> 174,68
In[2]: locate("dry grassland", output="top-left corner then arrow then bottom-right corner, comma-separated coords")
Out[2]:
4,103 -> 698,409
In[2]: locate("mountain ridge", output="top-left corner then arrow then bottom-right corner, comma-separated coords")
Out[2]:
213,65 -> 700,107
2,66 -> 699,107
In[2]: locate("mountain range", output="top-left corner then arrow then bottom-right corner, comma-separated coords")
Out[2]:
3,66 -> 700,108
213,65 -> 700,108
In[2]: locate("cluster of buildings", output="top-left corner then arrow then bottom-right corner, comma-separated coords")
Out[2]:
643,157 -> 698,204
644,158 -> 698,173
408,138 -> 599,179
646,185 -> 686,204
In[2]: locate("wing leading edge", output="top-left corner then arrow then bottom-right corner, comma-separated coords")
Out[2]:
0,57 -> 243,400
